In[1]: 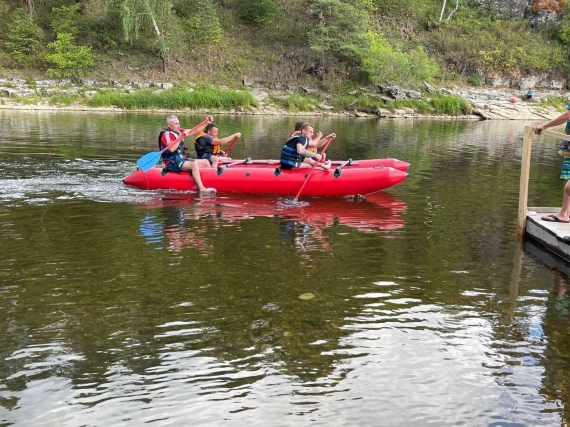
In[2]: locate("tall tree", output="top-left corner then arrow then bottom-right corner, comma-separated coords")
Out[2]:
308,0 -> 371,67
105,0 -> 174,72
186,0 -> 222,68
23,0 -> 33,14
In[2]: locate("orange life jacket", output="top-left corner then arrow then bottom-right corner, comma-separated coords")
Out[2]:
195,130 -> 222,155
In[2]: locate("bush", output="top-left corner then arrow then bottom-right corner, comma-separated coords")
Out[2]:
45,33 -> 94,78
5,10 -> 45,67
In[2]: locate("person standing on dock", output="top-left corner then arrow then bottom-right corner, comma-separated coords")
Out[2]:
534,108 -> 570,222
159,115 -> 216,194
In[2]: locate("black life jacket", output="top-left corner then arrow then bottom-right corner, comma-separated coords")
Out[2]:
195,133 -> 215,157
280,135 -> 309,168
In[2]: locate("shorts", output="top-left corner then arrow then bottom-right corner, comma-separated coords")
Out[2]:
561,154 -> 570,180
164,158 -> 194,173
280,163 -> 295,170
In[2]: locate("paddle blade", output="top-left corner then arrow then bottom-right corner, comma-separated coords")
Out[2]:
136,151 -> 162,172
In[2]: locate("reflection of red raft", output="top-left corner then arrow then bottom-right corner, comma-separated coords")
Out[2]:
123,158 -> 409,197
142,191 -> 407,233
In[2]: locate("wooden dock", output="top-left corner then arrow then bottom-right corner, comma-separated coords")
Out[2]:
520,126 -> 570,262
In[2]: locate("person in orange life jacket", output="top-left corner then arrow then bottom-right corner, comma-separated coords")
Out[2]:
159,115 -> 215,193
280,122 -> 334,171
194,123 -> 241,169
290,120 -> 328,165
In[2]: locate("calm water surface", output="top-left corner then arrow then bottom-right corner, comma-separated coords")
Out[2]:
0,110 -> 569,426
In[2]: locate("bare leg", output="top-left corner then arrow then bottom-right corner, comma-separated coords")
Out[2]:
209,156 -> 220,169
303,158 -> 330,170
181,160 -> 215,193
542,180 -> 570,221
559,180 -> 570,219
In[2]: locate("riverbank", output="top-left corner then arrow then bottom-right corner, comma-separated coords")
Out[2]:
0,77 -> 567,121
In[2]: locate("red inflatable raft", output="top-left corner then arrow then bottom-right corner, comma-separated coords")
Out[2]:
123,158 -> 409,197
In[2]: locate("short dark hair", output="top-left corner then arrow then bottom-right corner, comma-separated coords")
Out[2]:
301,123 -> 313,131
294,121 -> 305,131
205,123 -> 217,132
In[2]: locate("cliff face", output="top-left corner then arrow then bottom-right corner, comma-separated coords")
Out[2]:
475,0 -> 565,20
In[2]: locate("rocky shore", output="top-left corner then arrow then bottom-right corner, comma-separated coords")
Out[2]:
0,77 -> 567,121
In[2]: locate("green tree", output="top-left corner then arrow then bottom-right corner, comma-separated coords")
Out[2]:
308,0 -> 372,65
186,0 -> 222,68
5,9 -> 45,67
45,33 -> 94,78
362,31 -> 440,85
50,3 -> 82,35
238,0 -> 277,25
104,0 -> 175,72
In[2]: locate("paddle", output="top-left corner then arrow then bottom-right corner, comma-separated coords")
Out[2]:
292,135 -> 335,202
216,157 -> 252,175
136,117 -> 211,172
333,158 -> 353,178
223,136 -> 239,156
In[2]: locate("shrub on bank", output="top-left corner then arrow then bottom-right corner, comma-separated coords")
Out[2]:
86,86 -> 258,110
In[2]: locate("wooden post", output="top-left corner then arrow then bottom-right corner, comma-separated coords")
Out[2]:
518,126 -> 533,236
518,128 -> 570,236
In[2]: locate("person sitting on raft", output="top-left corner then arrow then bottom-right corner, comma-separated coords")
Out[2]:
290,120 -> 329,165
159,115 -> 215,193
280,122 -> 334,171
194,123 -> 242,169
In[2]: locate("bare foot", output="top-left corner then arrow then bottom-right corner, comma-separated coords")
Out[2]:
320,160 -> 331,171
200,187 -> 216,194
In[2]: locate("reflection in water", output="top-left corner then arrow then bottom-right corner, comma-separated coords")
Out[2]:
138,192 -> 406,258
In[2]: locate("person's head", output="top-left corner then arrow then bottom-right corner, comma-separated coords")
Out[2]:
294,121 -> 305,131
166,115 -> 180,130
300,122 -> 314,137
205,123 -> 218,136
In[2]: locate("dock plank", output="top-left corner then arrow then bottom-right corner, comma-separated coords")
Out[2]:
526,209 -> 570,262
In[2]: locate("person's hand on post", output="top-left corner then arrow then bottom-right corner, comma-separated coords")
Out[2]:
534,125 -> 545,135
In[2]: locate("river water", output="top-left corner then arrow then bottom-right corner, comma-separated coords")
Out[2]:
0,110 -> 569,426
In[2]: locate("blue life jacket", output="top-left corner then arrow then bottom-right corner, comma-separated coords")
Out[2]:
280,135 -> 309,168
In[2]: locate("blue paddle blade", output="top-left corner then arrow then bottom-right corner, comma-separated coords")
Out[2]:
136,151 -> 162,172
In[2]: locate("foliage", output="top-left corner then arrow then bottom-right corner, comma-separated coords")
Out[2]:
238,0 -> 277,25
429,94 -> 471,115
86,86 -> 258,109
50,3 -> 82,35
308,0 -> 372,64
45,33 -> 94,78
5,9 -> 45,67
362,31 -> 440,86
104,0 -> 180,71
426,8 -> 564,75
269,93 -> 319,112
185,0 -> 222,67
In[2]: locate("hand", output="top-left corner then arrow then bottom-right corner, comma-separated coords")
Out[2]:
235,132 -> 242,138
534,125 -> 544,135
207,115 -> 214,122
183,128 -> 192,136
328,133 -> 336,139
316,131 -> 323,137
